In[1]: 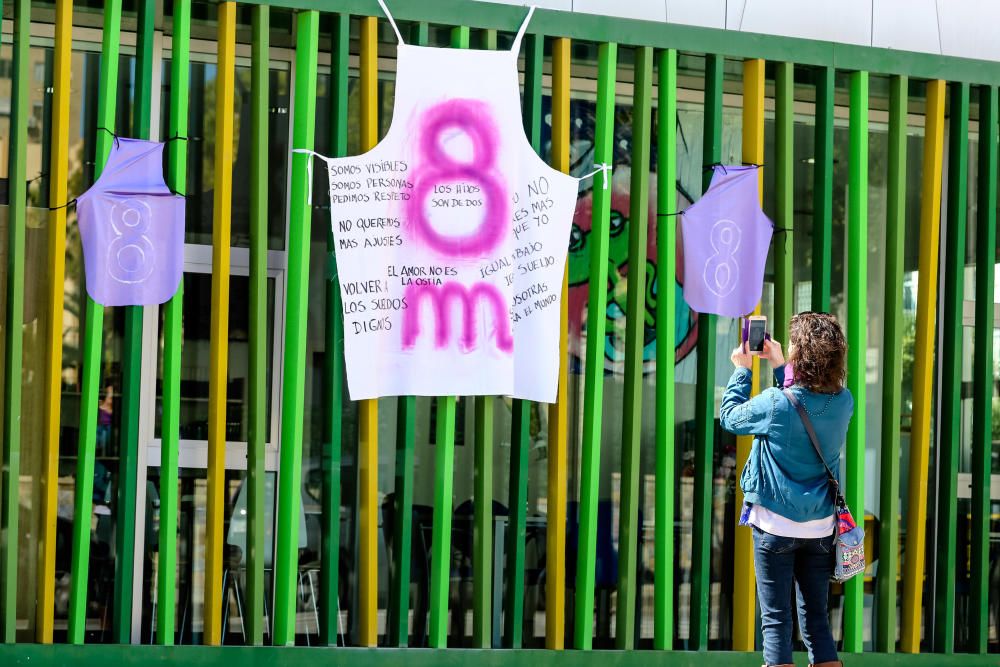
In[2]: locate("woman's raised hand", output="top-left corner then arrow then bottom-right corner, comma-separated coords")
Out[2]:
731,342 -> 753,369
762,338 -> 785,367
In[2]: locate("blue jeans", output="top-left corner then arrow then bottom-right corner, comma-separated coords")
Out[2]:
752,525 -> 838,665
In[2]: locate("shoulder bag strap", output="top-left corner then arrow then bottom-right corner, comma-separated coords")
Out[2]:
782,388 -> 845,505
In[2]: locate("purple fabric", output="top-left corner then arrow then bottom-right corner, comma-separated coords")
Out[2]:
782,363 -> 795,388
77,138 -> 185,306
681,166 -> 773,318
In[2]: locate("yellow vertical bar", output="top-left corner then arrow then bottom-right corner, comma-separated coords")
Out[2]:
732,57 -> 764,652
546,36 -> 570,651
358,14 -> 379,648
37,0 -> 73,644
900,78 -> 946,654
204,1 -> 236,646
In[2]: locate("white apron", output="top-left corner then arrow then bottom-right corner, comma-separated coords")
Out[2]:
307,3 -> 601,403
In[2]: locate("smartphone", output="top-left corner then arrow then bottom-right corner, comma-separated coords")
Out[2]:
744,316 -> 767,354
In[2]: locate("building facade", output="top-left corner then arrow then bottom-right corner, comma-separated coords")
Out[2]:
0,0 -> 997,664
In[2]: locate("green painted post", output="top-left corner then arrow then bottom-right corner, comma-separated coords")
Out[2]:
505,32 -> 544,650
473,396 -> 494,647
933,81 -> 969,654
813,66 -> 834,312
428,396 -> 457,648
113,0 -> 156,643
388,394 -> 416,646
427,26 -> 471,650
473,25 -> 500,651
843,69 -> 868,653
653,47 -> 677,652
970,84 -> 997,655
875,74 -> 907,654
774,62 -> 794,342
387,19 -> 426,639
157,0 -> 190,645
69,0 -> 122,644
616,45 -> 653,651
0,0 -> 30,643
573,40 -> 618,651
320,11 -> 350,648
246,3 -> 270,646
273,10 -> 320,646
690,52 -> 723,652
505,399 -> 530,648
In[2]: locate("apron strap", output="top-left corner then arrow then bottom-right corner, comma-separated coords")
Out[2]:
292,148 -> 329,206
376,0 -> 405,46
579,162 -> 612,190
511,5 -> 536,55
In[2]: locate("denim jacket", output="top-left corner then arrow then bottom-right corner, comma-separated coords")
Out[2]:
720,366 -> 854,523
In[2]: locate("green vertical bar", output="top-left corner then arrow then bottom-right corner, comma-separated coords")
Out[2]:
690,52 -> 723,652
504,399 -> 529,648
843,69 -> 868,653
246,3 -> 270,647
473,396 -> 494,647
616,45 -> 653,651
388,395 -> 415,646
113,0 -> 155,643
933,81 -> 969,654
0,0 -> 30,643
573,40 -> 618,651
427,25 -> 470,650
386,19 -> 425,650
970,84 -> 997,655
69,0 -> 122,644
480,28 -> 498,50
876,74 -> 908,654
273,9 -> 319,646
774,63 -> 794,342
521,33 -> 544,155
472,26 -> 503,646
320,11 -> 349,648
653,47 -> 677,652
505,32 -> 544,649
813,66 -> 834,312
157,0 -> 189,645
428,396 -> 457,648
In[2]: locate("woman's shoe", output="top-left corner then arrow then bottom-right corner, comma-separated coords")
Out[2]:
810,662 -> 843,667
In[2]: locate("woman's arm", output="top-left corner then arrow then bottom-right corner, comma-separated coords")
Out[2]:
720,367 -> 777,435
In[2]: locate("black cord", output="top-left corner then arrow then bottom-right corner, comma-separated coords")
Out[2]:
703,162 -> 727,174
49,198 -> 77,212
97,126 -> 120,150
657,211 -> 684,218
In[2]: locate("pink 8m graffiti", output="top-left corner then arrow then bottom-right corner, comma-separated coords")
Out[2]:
406,99 -> 509,256
402,99 -> 514,354
402,282 -> 514,353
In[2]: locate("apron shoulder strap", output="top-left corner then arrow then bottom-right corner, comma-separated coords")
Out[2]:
376,0 -> 405,45
511,5 -> 536,55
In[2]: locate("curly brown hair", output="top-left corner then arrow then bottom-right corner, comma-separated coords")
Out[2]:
787,312 -> 847,393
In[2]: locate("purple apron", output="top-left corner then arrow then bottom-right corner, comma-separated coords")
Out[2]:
77,138 -> 185,306
681,165 -> 773,318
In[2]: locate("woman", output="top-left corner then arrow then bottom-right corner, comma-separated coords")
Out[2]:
720,312 -> 853,667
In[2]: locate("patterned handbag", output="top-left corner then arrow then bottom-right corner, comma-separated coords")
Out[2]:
783,389 -> 866,582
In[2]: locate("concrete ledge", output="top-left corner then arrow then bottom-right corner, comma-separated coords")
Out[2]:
1,645 -> 998,666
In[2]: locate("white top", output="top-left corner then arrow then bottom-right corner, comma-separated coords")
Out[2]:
747,504 -> 835,539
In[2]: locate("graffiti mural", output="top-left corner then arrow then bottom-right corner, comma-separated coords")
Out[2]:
559,99 -> 704,377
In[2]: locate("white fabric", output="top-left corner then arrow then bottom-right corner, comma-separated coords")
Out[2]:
310,5 -> 581,402
747,504 -> 835,539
